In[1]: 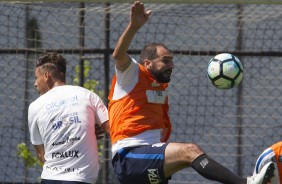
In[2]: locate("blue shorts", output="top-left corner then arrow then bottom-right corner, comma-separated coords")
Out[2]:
41,179 -> 89,184
112,143 -> 170,184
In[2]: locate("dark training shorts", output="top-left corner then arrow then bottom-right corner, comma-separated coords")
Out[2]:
112,143 -> 170,184
41,179 -> 90,184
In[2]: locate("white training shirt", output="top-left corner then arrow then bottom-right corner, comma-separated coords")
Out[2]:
111,58 -> 162,157
28,85 -> 109,183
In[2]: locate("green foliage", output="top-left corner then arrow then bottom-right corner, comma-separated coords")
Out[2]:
16,143 -> 43,168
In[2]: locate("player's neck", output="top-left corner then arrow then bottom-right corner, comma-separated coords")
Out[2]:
52,81 -> 66,88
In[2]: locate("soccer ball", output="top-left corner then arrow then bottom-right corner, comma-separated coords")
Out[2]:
207,53 -> 243,89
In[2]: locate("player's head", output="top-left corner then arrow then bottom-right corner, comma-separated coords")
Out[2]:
34,52 -> 66,95
139,43 -> 174,83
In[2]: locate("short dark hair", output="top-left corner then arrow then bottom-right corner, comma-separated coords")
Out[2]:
36,52 -> 66,81
139,43 -> 170,65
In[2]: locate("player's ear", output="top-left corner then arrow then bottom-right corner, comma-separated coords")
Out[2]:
43,71 -> 50,81
143,59 -> 152,69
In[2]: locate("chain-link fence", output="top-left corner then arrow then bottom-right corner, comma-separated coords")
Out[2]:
1,2 -> 282,184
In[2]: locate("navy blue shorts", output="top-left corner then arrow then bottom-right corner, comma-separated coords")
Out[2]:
112,143 -> 170,184
41,179 -> 89,184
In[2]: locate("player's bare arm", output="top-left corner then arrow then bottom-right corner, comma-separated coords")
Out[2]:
34,144 -> 46,163
112,1 -> 151,72
101,120 -> 110,134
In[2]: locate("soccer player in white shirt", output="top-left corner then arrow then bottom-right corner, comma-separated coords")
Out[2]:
28,52 -> 109,184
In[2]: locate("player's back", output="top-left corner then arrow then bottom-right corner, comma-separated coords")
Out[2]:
28,85 -> 100,183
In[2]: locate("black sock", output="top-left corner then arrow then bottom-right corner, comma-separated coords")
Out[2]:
191,154 -> 246,184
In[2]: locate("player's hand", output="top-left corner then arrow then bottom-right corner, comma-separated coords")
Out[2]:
95,124 -> 105,140
130,1 -> 152,29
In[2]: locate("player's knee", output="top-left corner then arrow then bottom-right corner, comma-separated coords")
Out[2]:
181,143 -> 204,164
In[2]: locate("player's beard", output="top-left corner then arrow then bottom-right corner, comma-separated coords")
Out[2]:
151,67 -> 172,83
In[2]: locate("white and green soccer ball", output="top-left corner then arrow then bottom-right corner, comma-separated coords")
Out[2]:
207,53 -> 243,89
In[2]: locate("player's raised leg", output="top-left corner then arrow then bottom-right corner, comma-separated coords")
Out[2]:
164,142 -> 274,184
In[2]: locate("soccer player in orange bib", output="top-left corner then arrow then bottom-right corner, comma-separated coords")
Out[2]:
108,1 -> 275,184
